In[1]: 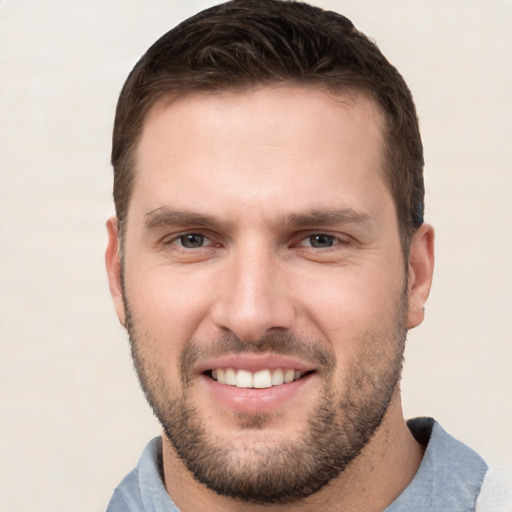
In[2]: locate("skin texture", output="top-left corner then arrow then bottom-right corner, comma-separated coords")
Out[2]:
106,86 -> 434,511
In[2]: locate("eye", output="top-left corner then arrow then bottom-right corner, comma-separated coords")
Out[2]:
159,231 -> 221,262
176,233 -> 207,248
294,232 -> 351,250
307,234 -> 336,248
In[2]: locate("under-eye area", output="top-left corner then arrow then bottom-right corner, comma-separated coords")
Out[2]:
206,368 -> 316,389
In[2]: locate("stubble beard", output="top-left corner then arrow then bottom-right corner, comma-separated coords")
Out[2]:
123,292 -> 408,505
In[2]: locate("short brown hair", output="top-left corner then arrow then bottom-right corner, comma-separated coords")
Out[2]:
112,0 -> 424,249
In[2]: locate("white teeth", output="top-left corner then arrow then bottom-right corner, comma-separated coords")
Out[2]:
212,367 -> 305,388
253,369 -> 272,389
225,367 -> 237,385
271,368 -> 284,386
284,369 -> 295,384
236,369 -> 253,388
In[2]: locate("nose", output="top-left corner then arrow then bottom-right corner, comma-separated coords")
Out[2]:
210,244 -> 296,342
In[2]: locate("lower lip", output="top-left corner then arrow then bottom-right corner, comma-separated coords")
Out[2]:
200,373 -> 315,414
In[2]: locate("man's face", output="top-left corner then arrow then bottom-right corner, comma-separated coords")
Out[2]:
107,86 -> 427,503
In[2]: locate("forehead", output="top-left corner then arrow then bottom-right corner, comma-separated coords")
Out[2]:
131,85 -> 391,223
142,85 -> 385,151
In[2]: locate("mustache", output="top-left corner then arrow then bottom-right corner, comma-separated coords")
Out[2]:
179,332 -> 336,382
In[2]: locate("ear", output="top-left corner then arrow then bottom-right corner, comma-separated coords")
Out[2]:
406,223 -> 435,329
105,217 -> 127,327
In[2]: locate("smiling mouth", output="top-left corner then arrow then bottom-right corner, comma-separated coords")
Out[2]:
207,368 -> 313,389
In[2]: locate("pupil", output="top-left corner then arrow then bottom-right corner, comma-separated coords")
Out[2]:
310,234 -> 334,248
181,234 -> 204,248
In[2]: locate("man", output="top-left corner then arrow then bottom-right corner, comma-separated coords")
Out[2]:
104,0 -> 503,510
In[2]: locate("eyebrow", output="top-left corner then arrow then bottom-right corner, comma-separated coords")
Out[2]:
144,207 -> 230,230
281,208 -> 372,227
144,206 -> 372,231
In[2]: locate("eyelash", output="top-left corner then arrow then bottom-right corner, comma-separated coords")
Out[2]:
163,232 -> 216,249
295,233 -> 348,249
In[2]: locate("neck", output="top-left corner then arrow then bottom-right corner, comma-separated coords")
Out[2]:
162,389 -> 423,512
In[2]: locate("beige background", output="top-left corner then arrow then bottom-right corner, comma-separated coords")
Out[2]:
0,0 -> 511,510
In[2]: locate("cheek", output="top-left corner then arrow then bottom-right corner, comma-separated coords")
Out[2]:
293,264 -> 404,348
124,264 -> 215,364
124,277 -> 209,398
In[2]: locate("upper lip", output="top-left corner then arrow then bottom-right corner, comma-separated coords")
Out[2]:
196,353 -> 317,374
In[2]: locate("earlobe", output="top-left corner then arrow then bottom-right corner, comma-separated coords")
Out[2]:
406,223 -> 435,329
105,217 -> 127,327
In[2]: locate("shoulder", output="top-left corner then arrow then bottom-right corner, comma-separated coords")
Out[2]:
476,465 -> 512,511
106,437 -> 179,512
386,418 -> 488,511
107,466 -> 144,512
406,418 -> 511,511
408,417 -> 488,478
